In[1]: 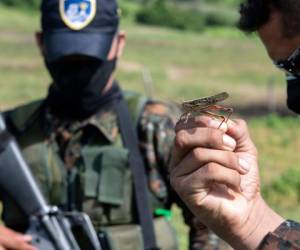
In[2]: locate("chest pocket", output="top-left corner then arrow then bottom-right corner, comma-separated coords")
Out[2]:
22,142 -> 65,205
82,145 -> 133,228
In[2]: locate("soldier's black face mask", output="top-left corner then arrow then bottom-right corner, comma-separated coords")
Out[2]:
287,74 -> 300,114
46,56 -> 118,119
47,56 -> 116,94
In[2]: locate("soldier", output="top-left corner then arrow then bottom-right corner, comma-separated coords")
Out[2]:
170,0 -> 300,250
0,0 -> 222,249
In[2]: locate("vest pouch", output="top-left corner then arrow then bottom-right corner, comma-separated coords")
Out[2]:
101,224 -> 144,250
154,217 -> 178,250
100,217 -> 178,250
22,143 -> 50,199
22,142 -> 66,205
83,146 -> 133,225
97,146 -> 128,205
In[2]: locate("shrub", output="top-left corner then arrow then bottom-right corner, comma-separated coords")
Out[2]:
203,0 -> 241,7
1,0 -> 40,9
262,167 -> 300,205
136,0 -> 239,32
203,9 -> 238,27
119,0 -> 140,19
136,0 -> 205,32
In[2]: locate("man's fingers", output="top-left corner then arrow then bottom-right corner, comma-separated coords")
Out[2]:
175,127 -> 236,151
0,226 -> 37,250
201,162 -> 241,191
0,226 -> 33,242
0,235 -> 36,250
0,226 -> 31,240
172,147 -> 249,177
172,162 -> 241,195
171,125 -> 236,170
227,119 -> 257,156
176,115 -> 228,132
176,115 -> 256,157
0,235 -> 26,250
21,244 -> 38,250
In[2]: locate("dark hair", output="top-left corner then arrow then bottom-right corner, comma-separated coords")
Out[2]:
238,0 -> 300,38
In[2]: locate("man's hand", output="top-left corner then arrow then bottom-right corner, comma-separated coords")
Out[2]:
0,225 -> 37,250
170,116 -> 284,250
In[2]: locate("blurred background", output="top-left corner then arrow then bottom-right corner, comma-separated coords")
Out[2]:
1,0 -> 300,249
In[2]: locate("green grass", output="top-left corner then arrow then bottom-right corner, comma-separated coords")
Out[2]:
249,115 -> 300,221
0,4 -> 38,31
1,5 -> 300,249
250,115 -> 300,185
0,6 -> 285,108
118,21 -> 285,107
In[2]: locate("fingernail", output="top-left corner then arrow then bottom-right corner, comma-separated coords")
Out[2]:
239,158 -> 250,172
223,134 -> 236,150
22,235 -> 33,241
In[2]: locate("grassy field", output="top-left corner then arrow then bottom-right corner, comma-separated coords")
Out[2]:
0,4 -> 287,108
1,4 -> 300,249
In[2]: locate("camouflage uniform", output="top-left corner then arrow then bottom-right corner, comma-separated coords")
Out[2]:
258,220 -> 300,250
3,90 -> 215,250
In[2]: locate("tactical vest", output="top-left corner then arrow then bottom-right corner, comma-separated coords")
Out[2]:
3,91 -> 178,250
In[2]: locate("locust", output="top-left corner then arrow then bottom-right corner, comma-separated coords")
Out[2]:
180,92 -> 233,128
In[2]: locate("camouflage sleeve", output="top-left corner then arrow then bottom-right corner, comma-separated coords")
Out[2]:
258,220 -> 300,250
138,100 -> 178,199
138,100 -> 214,250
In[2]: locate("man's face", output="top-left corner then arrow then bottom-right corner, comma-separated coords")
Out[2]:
35,32 -> 126,94
258,10 -> 300,62
258,10 -> 300,114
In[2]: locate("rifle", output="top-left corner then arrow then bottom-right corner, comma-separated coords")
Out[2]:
0,113 -> 103,250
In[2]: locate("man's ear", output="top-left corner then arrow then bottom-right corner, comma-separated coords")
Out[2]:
107,31 -> 126,60
35,31 -> 46,56
116,31 -> 126,58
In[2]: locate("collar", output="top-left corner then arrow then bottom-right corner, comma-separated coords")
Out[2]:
86,107 -> 119,143
45,104 -> 119,143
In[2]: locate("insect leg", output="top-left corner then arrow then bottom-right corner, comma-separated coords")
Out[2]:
206,105 -> 234,122
179,112 -> 187,121
180,112 -> 192,123
200,110 -> 226,129
184,112 -> 192,123
225,107 -> 234,122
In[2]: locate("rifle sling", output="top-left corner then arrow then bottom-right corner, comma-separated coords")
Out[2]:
114,96 -> 159,250
0,131 -> 12,154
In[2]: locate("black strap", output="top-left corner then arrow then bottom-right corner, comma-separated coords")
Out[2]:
114,97 -> 159,250
0,131 -> 11,154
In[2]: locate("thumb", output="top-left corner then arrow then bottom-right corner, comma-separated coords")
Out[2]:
227,119 -> 257,156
